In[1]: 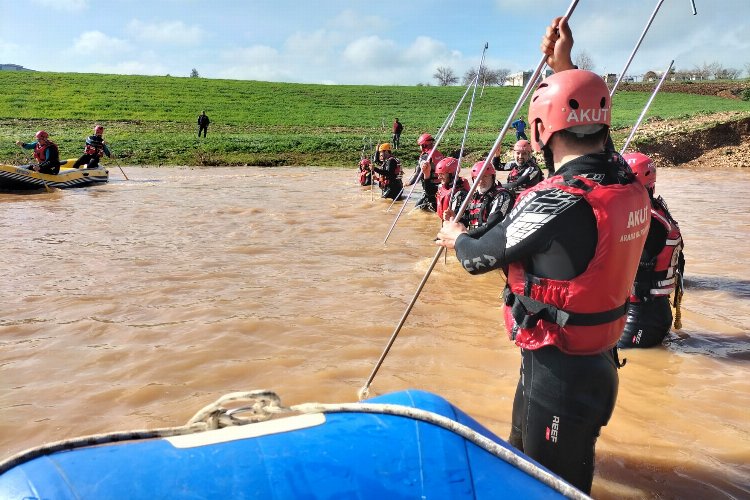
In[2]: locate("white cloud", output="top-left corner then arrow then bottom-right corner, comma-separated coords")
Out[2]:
217,45 -> 294,81
71,31 -> 131,55
0,40 -> 22,61
87,60 -> 169,76
30,0 -> 87,11
126,19 -> 205,46
343,36 -> 399,67
329,9 -> 386,34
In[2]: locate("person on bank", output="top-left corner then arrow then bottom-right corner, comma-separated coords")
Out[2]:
392,118 -> 404,149
358,158 -> 372,186
511,116 -> 528,140
371,143 -> 403,200
73,125 -> 111,169
464,160 -> 514,233
434,157 -> 470,223
502,140 -> 545,194
435,16 -> 650,495
404,133 -> 444,212
618,152 -> 685,348
197,110 -> 210,138
15,130 -> 61,174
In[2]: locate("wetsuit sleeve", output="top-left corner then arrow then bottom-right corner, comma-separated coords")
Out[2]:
455,187 -> 596,277
21,142 -> 36,150
103,143 -> 111,157
641,220 -> 667,264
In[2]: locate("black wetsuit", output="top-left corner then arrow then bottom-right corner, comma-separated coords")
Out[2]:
372,157 -> 403,200
618,197 -> 683,348
453,152 -> 634,494
503,157 -> 545,194
73,135 -> 111,169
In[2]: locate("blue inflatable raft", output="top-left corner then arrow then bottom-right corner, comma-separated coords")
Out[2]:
0,390 -> 586,499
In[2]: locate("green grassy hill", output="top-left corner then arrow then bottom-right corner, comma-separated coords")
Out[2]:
1,71 -> 749,167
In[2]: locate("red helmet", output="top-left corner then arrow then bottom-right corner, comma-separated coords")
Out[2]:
417,133 -> 434,146
359,158 -> 371,167
513,140 -> 532,153
35,130 -> 48,140
94,125 -> 104,135
623,152 -> 656,189
528,69 -> 611,152
471,161 -> 494,179
435,157 -> 458,175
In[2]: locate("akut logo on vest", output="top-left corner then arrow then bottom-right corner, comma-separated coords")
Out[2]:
566,107 -> 609,124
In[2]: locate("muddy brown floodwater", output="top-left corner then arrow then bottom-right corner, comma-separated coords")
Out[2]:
1,165 -> 748,499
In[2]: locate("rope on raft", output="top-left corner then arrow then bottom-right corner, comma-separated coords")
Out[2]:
0,390 -> 590,499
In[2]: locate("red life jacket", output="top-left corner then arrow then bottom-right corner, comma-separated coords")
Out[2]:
33,142 -> 49,163
503,175 -> 650,355
507,161 -> 544,189
467,185 -> 512,228
378,158 -> 402,188
436,177 -> 469,220
84,135 -> 106,157
631,197 -> 684,301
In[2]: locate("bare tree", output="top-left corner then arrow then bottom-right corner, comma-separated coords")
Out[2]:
716,67 -> 741,80
692,63 -> 711,80
463,67 -> 510,86
433,66 -> 458,86
190,68 -> 200,78
573,50 -> 595,71
463,68 -> 478,86
745,62 -> 750,78
707,61 -> 724,79
486,68 -> 510,86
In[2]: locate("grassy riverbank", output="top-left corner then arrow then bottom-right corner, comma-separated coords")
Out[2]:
2,71 -> 750,167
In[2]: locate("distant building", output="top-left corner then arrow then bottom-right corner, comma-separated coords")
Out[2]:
0,63 -> 32,71
602,73 -> 617,85
504,69 -> 553,87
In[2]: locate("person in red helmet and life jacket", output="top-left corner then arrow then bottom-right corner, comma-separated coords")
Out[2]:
618,152 -> 685,348
434,157 -> 470,223
15,130 -> 61,174
435,16 -> 650,494
72,124 -> 112,169
498,139 -> 546,194
370,143 -> 403,200
358,158 -> 372,186
404,133 -> 444,212
460,160 -> 514,234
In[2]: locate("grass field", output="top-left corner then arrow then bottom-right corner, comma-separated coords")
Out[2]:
1,71 -> 749,167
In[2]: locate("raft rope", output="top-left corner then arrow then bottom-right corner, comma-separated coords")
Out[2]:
0,390 -> 590,499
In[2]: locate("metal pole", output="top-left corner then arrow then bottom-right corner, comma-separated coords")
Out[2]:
610,0 -> 666,97
382,79 -> 478,244
620,59 -> 674,154
450,43 -> 488,196
359,0 -> 581,400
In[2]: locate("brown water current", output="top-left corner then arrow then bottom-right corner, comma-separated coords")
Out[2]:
1,165 -> 748,498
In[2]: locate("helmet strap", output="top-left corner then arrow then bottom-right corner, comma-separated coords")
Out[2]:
542,144 -> 554,172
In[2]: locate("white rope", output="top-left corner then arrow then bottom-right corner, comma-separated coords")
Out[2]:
0,391 -> 590,499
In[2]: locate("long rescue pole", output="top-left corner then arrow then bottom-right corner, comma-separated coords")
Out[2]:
620,59 -> 674,154
358,0 -> 581,400
449,42 -> 488,196
382,79 -> 478,244
610,0 -> 666,96
611,0 -> 697,96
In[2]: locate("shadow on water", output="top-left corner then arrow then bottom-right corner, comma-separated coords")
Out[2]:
665,331 -> 750,363
684,275 -> 750,300
596,449 -> 750,500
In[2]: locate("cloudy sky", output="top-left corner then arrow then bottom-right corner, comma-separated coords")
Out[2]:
1,0 -> 747,85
